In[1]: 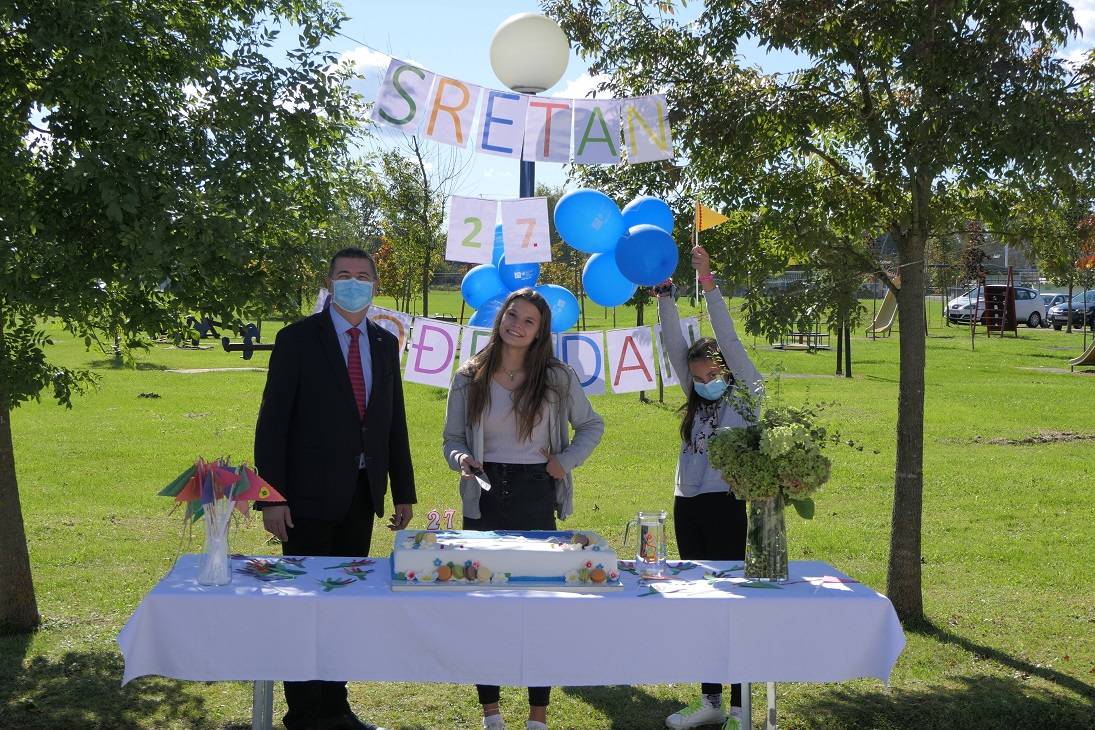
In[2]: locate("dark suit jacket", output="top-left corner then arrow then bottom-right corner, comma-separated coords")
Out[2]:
254,311 -> 416,521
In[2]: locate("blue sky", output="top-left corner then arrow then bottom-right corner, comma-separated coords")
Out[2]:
278,1 -> 1095,199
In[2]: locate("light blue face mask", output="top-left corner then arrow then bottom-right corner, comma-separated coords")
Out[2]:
332,279 -> 374,313
693,377 -> 728,401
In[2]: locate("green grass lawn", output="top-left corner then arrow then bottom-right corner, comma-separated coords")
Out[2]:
2,298 -> 1093,729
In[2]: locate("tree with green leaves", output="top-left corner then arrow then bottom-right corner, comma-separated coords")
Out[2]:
1012,183 -> 1095,333
0,0 -> 361,633
546,0 -> 1095,622
373,137 -> 470,317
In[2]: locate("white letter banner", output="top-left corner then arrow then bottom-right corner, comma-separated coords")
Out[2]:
476,90 -> 528,159
501,197 -> 551,264
424,78 -> 482,148
558,332 -> 606,395
458,326 -> 492,367
371,59 -> 435,133
606,327 -> 656,393
524,98 -> 573,163
620,95 -> 674,163
404,318 -> 461,387
654,316 -> 700,387
368,306 -> 414,358
446,196 -> 499,264
573,99 -> 621,165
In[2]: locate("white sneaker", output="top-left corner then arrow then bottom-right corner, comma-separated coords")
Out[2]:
721,707 -> 743,730
483,715 -> 506,730
665,696 -> 728,729
526,722 -> 548,730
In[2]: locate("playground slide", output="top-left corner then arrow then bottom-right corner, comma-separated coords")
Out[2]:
1069,339 -> 1095,370
865,279 -> 899,337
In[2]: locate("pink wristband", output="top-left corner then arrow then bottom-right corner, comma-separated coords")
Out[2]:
698,273 -> 715,285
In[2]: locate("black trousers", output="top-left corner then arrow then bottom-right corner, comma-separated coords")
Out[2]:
463,462 -> 554,708
281,471 -> 375,723
674,491 -> 746,706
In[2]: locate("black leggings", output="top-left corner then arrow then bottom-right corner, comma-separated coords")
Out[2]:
464,462 -> 556,708
674,491 -> 746,706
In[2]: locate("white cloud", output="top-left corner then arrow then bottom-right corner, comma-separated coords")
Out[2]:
338,46 -> 426,102
1062,2 -> 1095,64
551,72 -> 610,100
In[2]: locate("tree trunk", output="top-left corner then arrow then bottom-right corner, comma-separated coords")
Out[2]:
421,251 -> 430,318
0,311 -> 41,633
844,322 -> 852,377
887,189 -> 928,625
1067,280 -> 1074,334
835,324 -> 844,375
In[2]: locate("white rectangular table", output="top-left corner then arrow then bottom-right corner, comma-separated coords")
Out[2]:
119,555 -> 905,729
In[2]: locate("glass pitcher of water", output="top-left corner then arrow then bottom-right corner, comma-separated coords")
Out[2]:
623,510 -> 668,578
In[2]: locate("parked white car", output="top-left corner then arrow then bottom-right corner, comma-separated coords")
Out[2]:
947,286 -> 1044,328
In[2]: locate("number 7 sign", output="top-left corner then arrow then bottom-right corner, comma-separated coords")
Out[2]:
501,197 -> 551,264
445,196 -> 499,264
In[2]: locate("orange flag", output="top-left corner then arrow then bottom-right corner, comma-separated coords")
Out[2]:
695,202 -> 729,232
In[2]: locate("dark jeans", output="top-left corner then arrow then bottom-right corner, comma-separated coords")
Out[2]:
464,462 -> 555,707
281,471 -> 374,724
674,491 -> 746,706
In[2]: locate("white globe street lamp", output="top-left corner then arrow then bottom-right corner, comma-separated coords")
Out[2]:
490,13 -> 570,197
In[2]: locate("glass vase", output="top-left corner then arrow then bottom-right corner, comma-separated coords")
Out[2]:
745,493 -> 789,582
197,522 -> 231,586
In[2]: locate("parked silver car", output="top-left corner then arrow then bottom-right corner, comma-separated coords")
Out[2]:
1041,293 -> 1068,327
947,286 -> 1044,327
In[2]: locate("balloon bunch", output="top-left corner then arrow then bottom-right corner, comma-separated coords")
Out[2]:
460,225 -> 580,332
554,191 -> 678,307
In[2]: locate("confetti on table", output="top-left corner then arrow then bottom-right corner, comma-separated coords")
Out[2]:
317,577 -> 355,592
325,559 -> 376,570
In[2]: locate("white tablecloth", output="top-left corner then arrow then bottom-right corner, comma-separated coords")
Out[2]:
118,555 -> 904,687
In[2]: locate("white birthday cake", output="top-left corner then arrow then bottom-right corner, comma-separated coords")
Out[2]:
390,529 -> 622,591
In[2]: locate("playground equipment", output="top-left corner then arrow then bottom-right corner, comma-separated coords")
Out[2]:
773,315 -> 830,351
220,322 -> 272,360
865,277 -> 899,338
1069,340 -> 1095,372
980,268 -> 1018,336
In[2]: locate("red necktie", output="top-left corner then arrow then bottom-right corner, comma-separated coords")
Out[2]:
346,327 -> 367,420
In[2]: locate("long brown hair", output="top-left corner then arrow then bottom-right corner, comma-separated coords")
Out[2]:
462,288 -> 565,440
679,337 -> 734,442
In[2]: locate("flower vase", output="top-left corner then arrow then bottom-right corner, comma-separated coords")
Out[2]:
197,515 -> 231,586
745,493 -> 789,582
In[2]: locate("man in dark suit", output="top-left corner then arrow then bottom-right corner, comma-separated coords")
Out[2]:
255,247 -> 415,730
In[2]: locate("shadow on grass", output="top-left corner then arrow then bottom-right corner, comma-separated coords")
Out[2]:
792,674 -> 1092,730
0,634 -> 240,730
88,359 -> 170,371
560,685 -> 683,729
912,621 -> 1094,703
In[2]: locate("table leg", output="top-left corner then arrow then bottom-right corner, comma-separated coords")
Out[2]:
766,682 -> 776,729
252,680 -> 274,730
741,682 -> 751,728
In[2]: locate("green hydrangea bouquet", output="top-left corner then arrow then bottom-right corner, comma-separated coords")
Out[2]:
707,392 -> 836,581
707,404 -> 832,518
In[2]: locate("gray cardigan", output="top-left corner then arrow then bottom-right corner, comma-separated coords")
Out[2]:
442,363 -> 605,521
660,287 -> 764,497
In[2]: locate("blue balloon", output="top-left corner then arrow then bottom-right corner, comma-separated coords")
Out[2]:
614,224 -> 680,286
497,255 -> 540,291
622,196 -> 674,234
468,294 -> 506,328
583,252 -> 637,307
461,264 -> 506,308
554,189 -> 625,254
534,284 -> 580,333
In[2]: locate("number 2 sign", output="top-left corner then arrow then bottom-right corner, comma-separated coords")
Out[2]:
445,196 -> 499,264
501,197 -> 551,264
